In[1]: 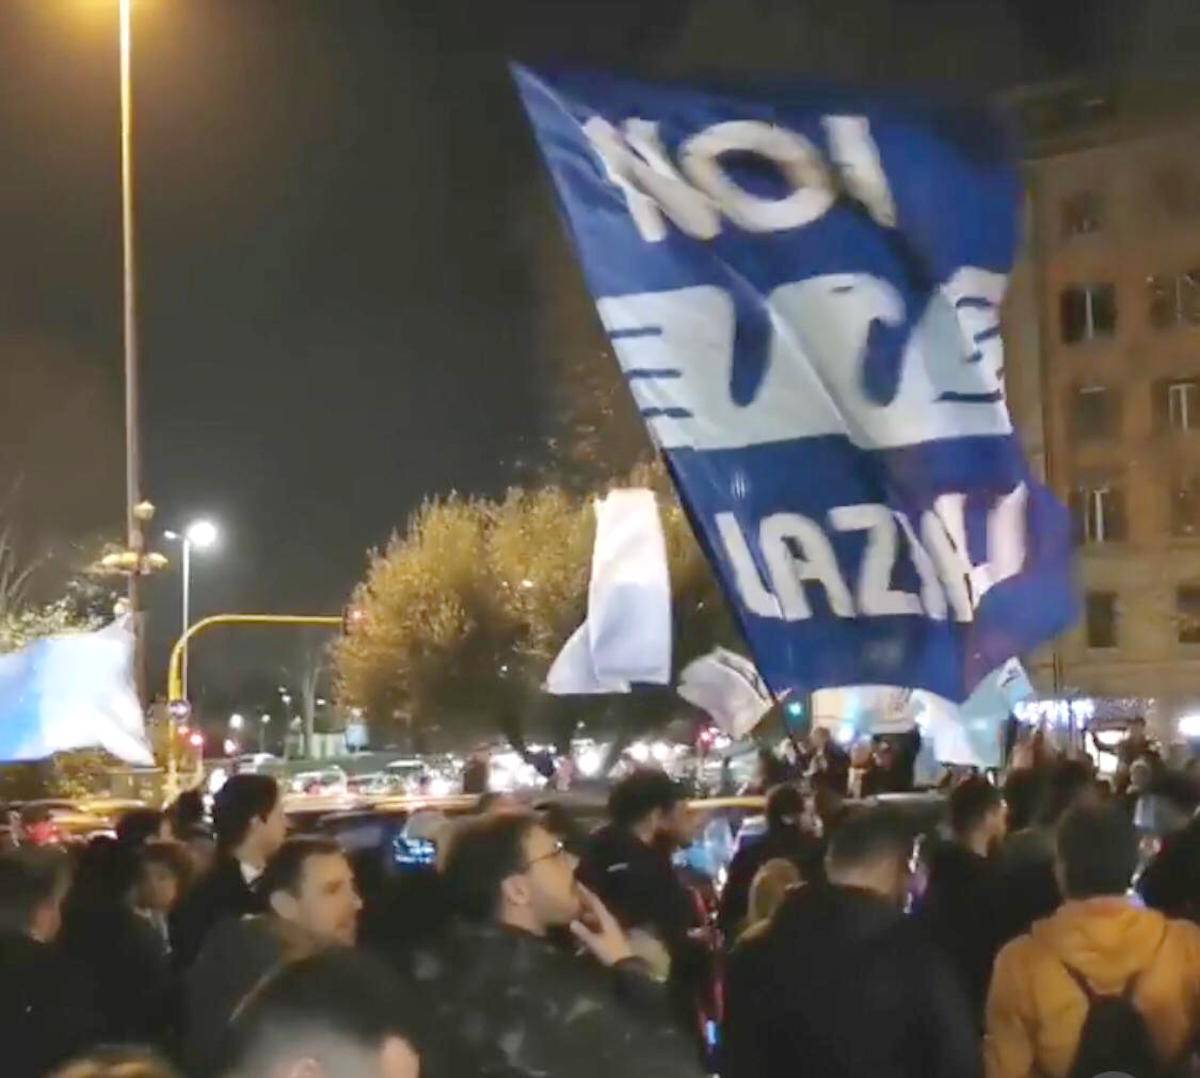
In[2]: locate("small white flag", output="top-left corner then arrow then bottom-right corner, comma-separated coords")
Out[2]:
545,489 -> 671,695
677,648 -> 772,739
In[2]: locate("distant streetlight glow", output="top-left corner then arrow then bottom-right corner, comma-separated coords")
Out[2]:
186,519 -> 219,550
189,732 -> 204,748
229,713 -> 245,731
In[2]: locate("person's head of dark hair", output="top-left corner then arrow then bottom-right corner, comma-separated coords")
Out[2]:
0,847 -> 70,935
533,800 -> 586,855
1039,759 -> 1096,828
168,790 -> 205,833
221,949 -> 419,1078
1003,768 -> 1044,832
68,836 -> 139,910
766,784 -> 805,832
258,837 -> 344,903
1056,803 -> 1137,900
607,769 -> 683,830
949,776 -> 1004,839
116,808 -> 166,848
212,774 -> 279,850
825,806 -> 913,877
440,812 -> 538,921
49,1046 -> 179,1078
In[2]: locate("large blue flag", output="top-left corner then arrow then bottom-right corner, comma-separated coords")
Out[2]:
514,66 -> 1077,701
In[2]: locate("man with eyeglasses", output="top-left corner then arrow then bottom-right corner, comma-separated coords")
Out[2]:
405,811 -> 701,1078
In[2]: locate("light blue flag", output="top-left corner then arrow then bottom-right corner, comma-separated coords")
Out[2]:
0,617 -> 153,764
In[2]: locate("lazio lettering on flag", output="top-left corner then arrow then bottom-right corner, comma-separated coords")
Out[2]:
514,65 -> 1078,702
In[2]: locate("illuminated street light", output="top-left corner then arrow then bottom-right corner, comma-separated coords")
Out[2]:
164,518 -> 221,701
229,713 -> 245,731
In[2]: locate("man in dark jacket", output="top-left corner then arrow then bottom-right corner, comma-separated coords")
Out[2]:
915,776 -> 1007,1025
578,770 -> 708,1029
0,848 -> 100,1078
171,774 -> 286,968
724,806 -> 980,1078
408,811 -> 701,1077
185,836 -> 361,1075
718,784 -> 822,939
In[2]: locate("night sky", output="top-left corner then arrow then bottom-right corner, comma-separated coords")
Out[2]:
0,0 -> 1190,711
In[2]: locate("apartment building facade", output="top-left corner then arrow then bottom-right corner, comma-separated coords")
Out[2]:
1007,84 -> 1200,731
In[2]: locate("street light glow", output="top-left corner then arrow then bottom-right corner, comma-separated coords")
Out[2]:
186,519 -> 219,549
229,713 -> 245,730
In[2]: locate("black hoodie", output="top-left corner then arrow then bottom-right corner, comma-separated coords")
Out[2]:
724,884 -> 980,1078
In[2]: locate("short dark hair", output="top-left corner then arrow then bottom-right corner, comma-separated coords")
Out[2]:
212,775 -> 279,850
949,776 -> 1003,839
168,790 -> 205,833
221,949 -> 418,1076
116,808 -> 165,847
1056,803 -> 1137,899
766,784 -> 805,831
826,806 -> 913,874
0,847 -> 70,933
608,770 -> 683,830
1003,768 -> 1044,832
440,812 -> 537,920
258,837 -> 345,901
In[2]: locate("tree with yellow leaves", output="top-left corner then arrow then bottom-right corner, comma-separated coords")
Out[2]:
333,463 -> 738,752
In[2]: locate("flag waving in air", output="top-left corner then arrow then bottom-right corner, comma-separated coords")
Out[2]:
514,66 -> 1076,702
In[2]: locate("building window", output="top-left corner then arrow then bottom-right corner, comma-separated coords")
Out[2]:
1172,478 -> 1200,537
1170,380 -> 1200,430
1085,591 -> 1117,648
1148,271 -> 1200,329
1155,166 -> 1200,219
1070,485 -> 1127,544
1061,284 -> 1117,343
1071,385 -> 1118,440
1062,191 -> 1103,238
1178,586 -> 1200,643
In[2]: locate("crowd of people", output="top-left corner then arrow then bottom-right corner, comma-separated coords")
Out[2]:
4,719 -> 1200,1077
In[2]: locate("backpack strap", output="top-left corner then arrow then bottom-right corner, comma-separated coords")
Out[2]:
1061,961 -> 1100,1003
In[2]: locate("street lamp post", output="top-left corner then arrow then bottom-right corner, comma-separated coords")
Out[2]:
164,520 -> 218,701
117,0 -> 153,704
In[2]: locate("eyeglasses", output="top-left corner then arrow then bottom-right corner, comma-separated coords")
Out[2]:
524,840 -> 569,869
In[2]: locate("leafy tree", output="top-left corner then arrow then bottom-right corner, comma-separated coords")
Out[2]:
334,464 -> 740,753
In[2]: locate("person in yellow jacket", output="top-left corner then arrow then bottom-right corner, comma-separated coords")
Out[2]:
985,802 -> 1200,1078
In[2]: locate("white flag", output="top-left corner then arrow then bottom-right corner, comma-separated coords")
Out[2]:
0,617 -> 153,765
545,489 -> 671,694
677,648 -> 772,739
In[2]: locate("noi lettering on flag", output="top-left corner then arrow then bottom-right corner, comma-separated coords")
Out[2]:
514,65 -> 1077,702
